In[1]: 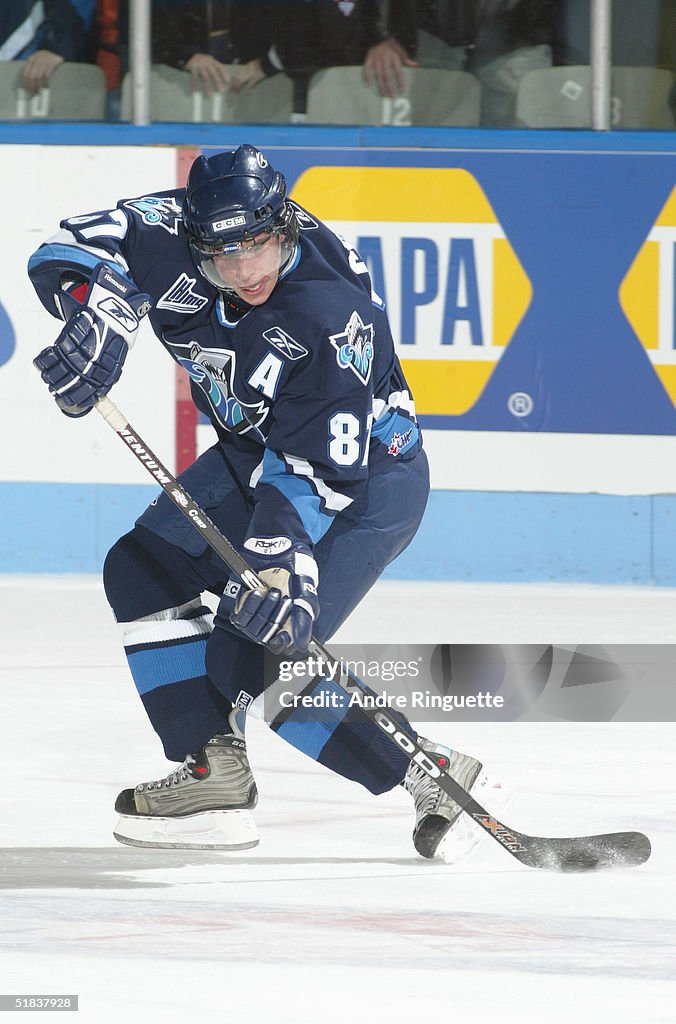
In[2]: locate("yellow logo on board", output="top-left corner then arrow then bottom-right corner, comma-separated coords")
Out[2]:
620,186 -> 676,405
291,167 -> 532,415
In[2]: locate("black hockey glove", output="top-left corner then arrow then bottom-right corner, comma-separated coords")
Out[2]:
34,263 -> 151,417
226,539 -> 320,656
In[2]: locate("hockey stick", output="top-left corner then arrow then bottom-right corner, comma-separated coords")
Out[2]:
95,394 -> 651,872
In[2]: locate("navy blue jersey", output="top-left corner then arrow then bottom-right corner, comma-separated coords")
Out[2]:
28,191 -> 422,552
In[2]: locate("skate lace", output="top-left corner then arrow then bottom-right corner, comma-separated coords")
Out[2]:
406,764 -> 442,818
139,755 -> 196,792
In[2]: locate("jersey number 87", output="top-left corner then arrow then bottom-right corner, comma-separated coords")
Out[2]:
328,411 -> 372,467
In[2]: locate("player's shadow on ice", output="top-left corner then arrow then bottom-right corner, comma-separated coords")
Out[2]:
0,848 -> 427,889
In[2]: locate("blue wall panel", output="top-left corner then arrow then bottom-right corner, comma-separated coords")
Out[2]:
385,490 -> 653,584
1,483 -> 157,573
5,481 -> 676,585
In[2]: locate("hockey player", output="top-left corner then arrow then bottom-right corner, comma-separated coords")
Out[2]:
29,145 -> 493,860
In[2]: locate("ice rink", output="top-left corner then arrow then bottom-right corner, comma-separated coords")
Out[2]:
1,575 -> 675,1023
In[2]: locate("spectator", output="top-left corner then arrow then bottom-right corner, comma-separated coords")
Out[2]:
363,0 -> 557,125
0,0 -> 96,94
152,0 -> 241,96
90,0 -> 290,118
257,0 -> 404,111
92,0 -> 122,93
109,0 -> 280,98
90,0 -> 123,118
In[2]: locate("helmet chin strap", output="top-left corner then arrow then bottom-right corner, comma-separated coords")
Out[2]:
222,289 -> 252,311
278,238 -> 297,277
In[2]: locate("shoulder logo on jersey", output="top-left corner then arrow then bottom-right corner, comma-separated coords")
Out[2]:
329,311 -> 374,386
157,273 -> 209,314
123,196 -> 182,235
173,341 -> 268,435
262,326 -> 308,361
290,203 -> 319,230
388,427 -> 414,456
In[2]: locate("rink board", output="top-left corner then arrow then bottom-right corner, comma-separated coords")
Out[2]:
1,130 -> 676,580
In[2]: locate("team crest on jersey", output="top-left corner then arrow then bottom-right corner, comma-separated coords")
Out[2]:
262,326 -> 308,361
157,273 -> 209,314
329,311 -> 374,386
174,342 -> 268,434
123,196 -> 182,235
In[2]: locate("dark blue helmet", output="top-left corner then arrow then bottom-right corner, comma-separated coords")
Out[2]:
183,145 -> 298,292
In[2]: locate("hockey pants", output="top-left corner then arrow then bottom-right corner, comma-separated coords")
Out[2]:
103,443 -> 430,795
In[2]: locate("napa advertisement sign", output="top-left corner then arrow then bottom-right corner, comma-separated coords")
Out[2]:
266,145 -> 676,435
292,166 -> 531,418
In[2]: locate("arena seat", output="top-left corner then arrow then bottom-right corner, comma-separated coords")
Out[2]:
120,64 -> 294,123
306,66 -> 480,126
516,66 -> 675,129
0,61 -> 106,120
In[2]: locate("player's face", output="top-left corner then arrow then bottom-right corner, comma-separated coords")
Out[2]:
211,232 -> 282,305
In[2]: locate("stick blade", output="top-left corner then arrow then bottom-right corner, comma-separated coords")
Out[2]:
515,830 -> 652,872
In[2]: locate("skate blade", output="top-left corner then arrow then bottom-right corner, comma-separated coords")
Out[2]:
437,772 -> 511,866
113,807 -> 259,851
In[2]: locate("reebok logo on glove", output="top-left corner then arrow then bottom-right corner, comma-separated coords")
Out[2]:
98,296 -> 139,332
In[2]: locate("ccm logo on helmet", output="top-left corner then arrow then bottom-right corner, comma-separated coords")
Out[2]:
212,215 -> 247,231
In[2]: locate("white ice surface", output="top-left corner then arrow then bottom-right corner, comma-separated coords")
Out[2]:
0,576 -> 674,1024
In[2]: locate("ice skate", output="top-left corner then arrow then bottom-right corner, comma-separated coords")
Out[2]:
113,725 -> 259,851
404,737 -> 506,863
